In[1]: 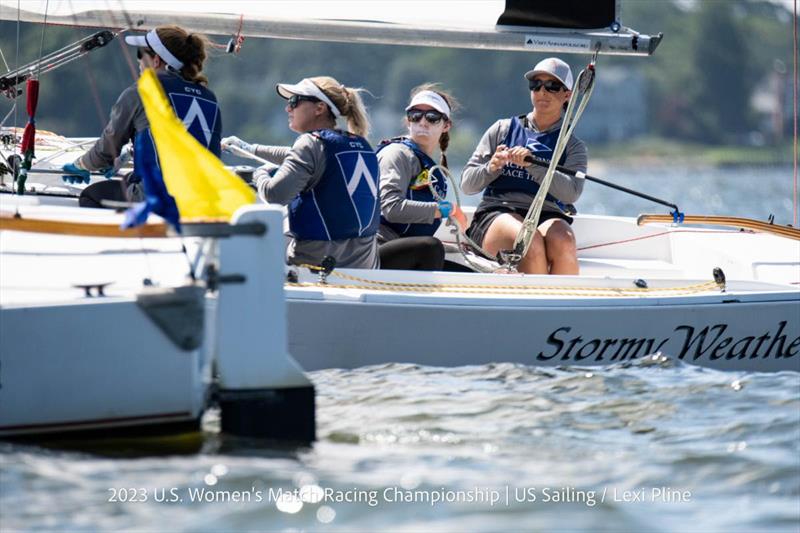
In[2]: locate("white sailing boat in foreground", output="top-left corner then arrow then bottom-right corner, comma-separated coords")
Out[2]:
0,1 -> 798,439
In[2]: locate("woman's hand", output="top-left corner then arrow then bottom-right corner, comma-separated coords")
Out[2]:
488,144 -> 510,173
451,203 -> 468,231
488,145 -> 531,173
221,135 -> 255,154
506,146 -> 530,167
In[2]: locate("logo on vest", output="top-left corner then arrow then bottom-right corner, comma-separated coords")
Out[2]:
525,139 -> 554,155
169,94 -> 218,146
339,152 -> 378,198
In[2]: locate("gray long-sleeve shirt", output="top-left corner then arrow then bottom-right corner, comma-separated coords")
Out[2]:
77,71 -> 218,172
253,133 -> 379,269
77,83 -> 147,171
376,141 -> 439,242
461,112 -> 588,213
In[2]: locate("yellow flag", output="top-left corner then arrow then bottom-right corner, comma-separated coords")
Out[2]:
136,69 -> 255,221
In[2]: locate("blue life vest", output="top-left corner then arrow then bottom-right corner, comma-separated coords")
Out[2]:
484,115 -> 565,207
377,137 -> 447,237
289,129 -> 380,241
132,72 -> 222,183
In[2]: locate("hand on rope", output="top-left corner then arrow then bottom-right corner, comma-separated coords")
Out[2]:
61,160 -> 90,184
511,59 -> 597,265
221,135 -> 255,154
438,199 -> 466,229
104,144 -> 133,179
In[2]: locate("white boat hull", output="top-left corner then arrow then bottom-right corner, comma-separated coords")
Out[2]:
287,290 -> 799,372
0,198 -> 314,440
286,214 -> 800,372
0,299 -> 207,436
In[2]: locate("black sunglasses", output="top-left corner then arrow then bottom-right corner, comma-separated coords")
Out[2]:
529,79 -> 566,93
406,109 -> 446,124
136,48 -> 155,60
287,95 -> 321,109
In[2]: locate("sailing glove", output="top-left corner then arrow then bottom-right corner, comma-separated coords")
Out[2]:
104,144 -> 133,179
62,161 -> 91,184
221,136 -> 255,155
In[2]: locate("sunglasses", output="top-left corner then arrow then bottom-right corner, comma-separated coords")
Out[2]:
529,79 -> 566,93
136,48 -> 155,60
406,109 -> 446,124
287,95 -> 321,109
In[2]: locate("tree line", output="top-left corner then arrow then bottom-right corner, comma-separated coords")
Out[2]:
0,0 -> 794,164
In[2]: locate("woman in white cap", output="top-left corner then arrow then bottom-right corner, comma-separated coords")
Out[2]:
461,57 -> 587,275
376,83 -> 467,270
63,25 -> 221,214
222,77 -> 380,269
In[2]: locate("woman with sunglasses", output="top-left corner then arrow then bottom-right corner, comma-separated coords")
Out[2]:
375,84 -> 467,271
63,25 -> 221,212
462,57 -> 587,275
222,77 -> 380,269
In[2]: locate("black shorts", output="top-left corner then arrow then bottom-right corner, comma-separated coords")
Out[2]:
466,203 -> 573,248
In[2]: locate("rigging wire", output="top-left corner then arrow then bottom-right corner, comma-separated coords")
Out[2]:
793,0 -> 798,227
34,0 -> 50,80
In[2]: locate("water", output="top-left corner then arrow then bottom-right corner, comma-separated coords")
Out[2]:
454,163 -> 797,227
1,165 -> 798,532
2,359 -> 799,532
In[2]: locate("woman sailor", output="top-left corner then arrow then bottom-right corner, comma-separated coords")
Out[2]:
461,57 -> 587,275
63,25 -> 221,211
376,84 -> 467,271
222,77 -> 379,269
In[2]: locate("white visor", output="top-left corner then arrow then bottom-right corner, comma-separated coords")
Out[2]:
405,90 -> 450,118
125,29 -> 184,71
276,78 -> 341,118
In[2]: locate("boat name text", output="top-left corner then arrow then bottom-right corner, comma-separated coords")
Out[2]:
537,321 -> 799,362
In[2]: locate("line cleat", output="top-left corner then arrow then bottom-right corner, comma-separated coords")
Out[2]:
713,267 -> 727,292
318,256 -> 336,284
73,282 -> 112,297
671,209 -> 685,224
634,279 -> 648,289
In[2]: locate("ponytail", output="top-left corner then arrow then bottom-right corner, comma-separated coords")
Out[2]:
155,25 -> 210,85
310,76 -> 371,138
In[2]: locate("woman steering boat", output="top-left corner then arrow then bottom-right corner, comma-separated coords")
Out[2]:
461,57 -> 587,275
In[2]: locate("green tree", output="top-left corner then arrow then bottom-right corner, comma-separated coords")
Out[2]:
688,0 -> 753,143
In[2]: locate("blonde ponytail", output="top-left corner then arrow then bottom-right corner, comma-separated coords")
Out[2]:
310,76 -> 371,138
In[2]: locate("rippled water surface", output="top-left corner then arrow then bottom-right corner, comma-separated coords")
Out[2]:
2,166 -> 798,532
2,358 -> 799,532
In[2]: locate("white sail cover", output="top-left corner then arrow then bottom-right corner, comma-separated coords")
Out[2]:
0,0 -> 661,56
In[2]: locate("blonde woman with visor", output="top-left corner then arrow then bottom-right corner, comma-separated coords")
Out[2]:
223,77 -> 380,269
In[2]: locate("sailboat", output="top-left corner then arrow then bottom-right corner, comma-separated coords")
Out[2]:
0,0 -> 797,436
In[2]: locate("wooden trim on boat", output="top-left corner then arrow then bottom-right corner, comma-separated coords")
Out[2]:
637,214 -> 800,241
0,214 -> 169,238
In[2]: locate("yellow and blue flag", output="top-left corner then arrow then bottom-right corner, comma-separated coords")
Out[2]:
124,68 -> 255,231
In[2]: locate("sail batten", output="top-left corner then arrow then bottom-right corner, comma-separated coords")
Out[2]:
0,2 -> 661,56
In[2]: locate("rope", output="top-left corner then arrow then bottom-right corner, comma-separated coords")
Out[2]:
512,58 -> 597,265
424,163 -> 498,272
291,263 -> 720,297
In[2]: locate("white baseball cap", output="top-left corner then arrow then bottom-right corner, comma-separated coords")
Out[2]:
524,57 -> 574,91
276,78 -> 342,118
